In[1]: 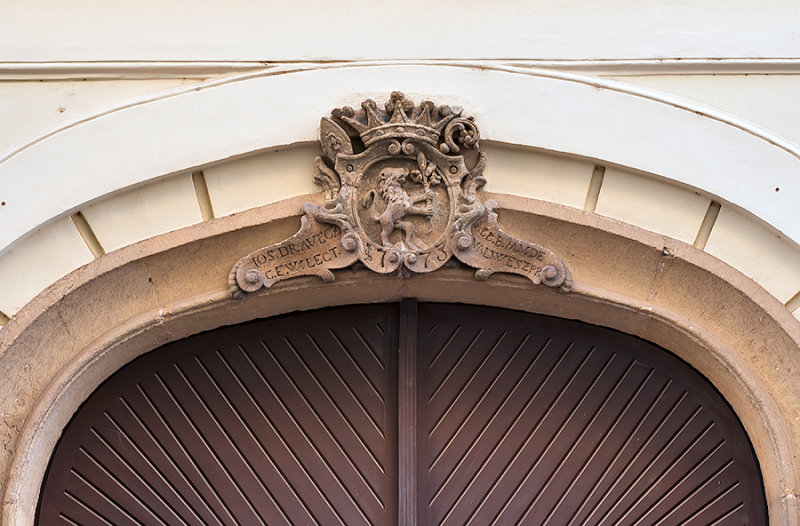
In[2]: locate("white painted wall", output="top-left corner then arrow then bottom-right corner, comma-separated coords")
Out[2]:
0,79 -> 202,157
3,1 -> 799,61
609,75 -> 800,147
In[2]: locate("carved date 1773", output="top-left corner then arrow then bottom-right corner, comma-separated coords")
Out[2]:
229,92 -> 572,296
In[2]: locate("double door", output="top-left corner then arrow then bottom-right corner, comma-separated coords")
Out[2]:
38,301 -> 767,525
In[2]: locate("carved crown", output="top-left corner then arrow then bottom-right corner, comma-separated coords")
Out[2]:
330,91 -> 478,153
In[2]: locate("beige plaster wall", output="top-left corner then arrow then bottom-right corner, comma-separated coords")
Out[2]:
0,217 -> 93,316
203,144 -> 321,217
706,206 -> 800,305
4,143 -> 800,324
593,166 -> 711,245
80,173 -> 203,253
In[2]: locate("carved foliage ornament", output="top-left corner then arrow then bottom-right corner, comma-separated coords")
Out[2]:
230,92 -> 572,296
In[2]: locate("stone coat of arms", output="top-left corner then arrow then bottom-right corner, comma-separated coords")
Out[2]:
230,92 -> 572,296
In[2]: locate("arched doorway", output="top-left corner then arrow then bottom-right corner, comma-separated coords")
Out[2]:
37,301 -> 767,525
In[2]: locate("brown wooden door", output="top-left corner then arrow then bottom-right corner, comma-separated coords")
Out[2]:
38,304 -> 399,525
38,301 -> 767,525
414,303 -> 766,525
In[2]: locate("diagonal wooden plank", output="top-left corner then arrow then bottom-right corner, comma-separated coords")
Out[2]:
113,391 -> 228,525
226,342 -> 379,524
190,350 -> 328,524
84,417 -> 191,525
126,382 -> 237,525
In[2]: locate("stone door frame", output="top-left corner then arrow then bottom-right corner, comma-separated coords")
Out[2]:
2,193 -> 798,524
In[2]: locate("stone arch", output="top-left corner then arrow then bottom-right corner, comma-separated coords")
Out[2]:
2,63 -> 800,524
1,195 -> 798,524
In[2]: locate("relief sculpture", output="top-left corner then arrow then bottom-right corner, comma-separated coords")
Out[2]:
230,92 -> 572,296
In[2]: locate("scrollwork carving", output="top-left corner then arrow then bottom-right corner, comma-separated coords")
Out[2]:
229,92 -> 573,295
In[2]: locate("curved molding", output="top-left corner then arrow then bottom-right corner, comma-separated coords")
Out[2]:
2,63 -> 800,255
4,58 -> 800,80
1,194 -> 798,524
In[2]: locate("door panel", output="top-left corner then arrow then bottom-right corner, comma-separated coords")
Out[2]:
38,304 -> 398,526
38,302 -> 767,525
415,304 -> 766,525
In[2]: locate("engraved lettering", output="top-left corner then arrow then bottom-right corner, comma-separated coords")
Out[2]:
471,234 -> 542,277
230,92 -> 571,296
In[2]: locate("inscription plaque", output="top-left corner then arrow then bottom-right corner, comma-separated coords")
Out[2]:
452,200 -> 572,291
230,92 -> 572,295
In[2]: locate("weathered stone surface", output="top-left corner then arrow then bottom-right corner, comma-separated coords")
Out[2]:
230,92 -> 572,294
230,204 -> 359,295
452,200 -> 573,291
